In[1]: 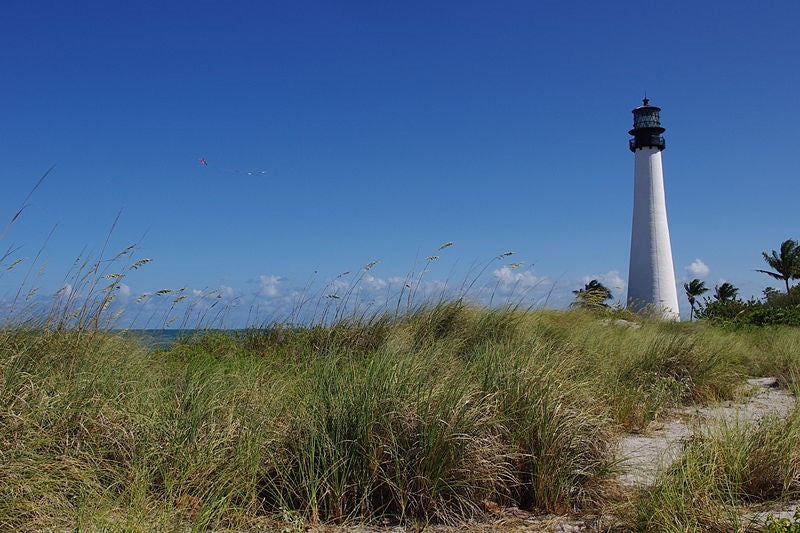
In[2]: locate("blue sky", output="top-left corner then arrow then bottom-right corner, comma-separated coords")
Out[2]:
1,0 -> 798,325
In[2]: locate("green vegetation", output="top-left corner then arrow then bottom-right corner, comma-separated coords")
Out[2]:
757,239 -> 800,295
714,281 -> 740,303
696,286 -> 800,328
1,181 -> 798,529
688,238 -> 800,327
625,410 -> 800,532
571,279 -> 613,310
684,278 -> 709,321
2,303 -> 799,530
768,511 -> 800,533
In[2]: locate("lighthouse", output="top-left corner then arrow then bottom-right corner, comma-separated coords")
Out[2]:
626,99 -> 680,320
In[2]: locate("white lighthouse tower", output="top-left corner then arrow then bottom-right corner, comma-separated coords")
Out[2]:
626,99 -> 680,320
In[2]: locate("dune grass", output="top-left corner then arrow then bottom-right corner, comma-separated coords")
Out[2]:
1,302 -> 799,530
624,408 -> 800,532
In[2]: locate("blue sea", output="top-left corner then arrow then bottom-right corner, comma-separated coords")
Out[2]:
123,329 -> 206,348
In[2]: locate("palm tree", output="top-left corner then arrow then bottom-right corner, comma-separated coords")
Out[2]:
683,278 -> 709,321
572,279 -> 613,309
713,282 -> 739,302
756,239 -> 800,294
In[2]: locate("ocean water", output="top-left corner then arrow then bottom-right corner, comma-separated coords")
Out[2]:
123,329 -> 203,348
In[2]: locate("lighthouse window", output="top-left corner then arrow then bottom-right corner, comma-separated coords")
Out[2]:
634,112 -> 659,128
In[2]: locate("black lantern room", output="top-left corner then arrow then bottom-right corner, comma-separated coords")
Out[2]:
629,98 -> 666,152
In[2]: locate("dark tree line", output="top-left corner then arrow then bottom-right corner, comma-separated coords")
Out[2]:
684,239 -> 800,325
571,239 -> 800,323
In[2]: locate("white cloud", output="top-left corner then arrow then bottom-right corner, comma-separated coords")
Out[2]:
188,285 -> 237,302
388,276 -> 410,287
219,285 -> 235,300
117,283 -> 131,298
330,278 -> 349,292
363,274 -> 387,291
581,270 -> 626,291
258,275 -> 281,297
686,259 -> 710,278
493,266 -> 546,293
57,283 -> 73,299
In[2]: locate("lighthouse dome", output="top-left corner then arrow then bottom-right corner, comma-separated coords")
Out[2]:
632,99 -> 662,129
629,98 -> 666,151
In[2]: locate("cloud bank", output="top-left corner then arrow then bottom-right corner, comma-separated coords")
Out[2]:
686,259 -> 710,278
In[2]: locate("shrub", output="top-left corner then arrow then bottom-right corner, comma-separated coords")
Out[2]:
745,306 -> 800,326
697,296 -> 800,327
696,298 -> 758,321
767,510 -> 800,532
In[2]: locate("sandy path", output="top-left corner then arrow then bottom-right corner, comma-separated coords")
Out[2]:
616,377 -> 797,487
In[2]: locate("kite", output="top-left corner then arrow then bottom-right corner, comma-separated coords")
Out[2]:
197,157 -> 268,176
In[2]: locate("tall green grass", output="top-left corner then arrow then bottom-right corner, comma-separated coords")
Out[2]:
1,302 -> 799,529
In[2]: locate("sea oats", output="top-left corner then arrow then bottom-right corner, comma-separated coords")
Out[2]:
114,244 -> 136,259
130,258 -> 152,270
438,241 -> 455,250
100,295 -> 115,312
5,258 -> 25,271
